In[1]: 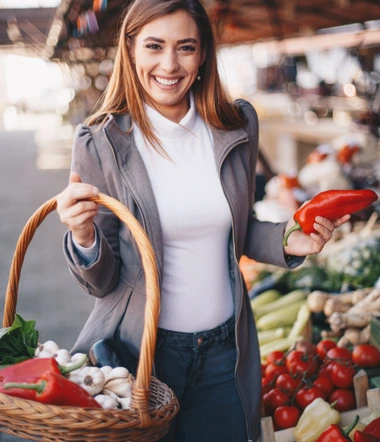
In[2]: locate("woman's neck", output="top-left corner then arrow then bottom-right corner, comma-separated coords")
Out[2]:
144,95 -> 190,123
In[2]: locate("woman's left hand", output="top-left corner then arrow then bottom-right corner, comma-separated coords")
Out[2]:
283,214 -> 351,257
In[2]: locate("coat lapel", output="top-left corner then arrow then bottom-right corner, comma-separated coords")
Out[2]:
103,114 -> 164,280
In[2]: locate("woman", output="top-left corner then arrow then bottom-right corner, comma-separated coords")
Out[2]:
57,1 -> 349,441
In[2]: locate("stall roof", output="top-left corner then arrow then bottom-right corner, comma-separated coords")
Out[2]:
1,0 -> 380,57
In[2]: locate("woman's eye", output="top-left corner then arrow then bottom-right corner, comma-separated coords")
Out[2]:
179,45 -> 196,52
146,44 -> 161,50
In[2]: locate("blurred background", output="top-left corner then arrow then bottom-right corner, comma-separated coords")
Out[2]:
0,0 -> 379,439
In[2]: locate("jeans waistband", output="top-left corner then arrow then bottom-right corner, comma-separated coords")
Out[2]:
157,315 -> 235,350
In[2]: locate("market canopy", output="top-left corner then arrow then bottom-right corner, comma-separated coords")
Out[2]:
0,0 -> 380,58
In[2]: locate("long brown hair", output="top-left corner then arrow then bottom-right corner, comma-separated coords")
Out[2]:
86,0 -> 246,151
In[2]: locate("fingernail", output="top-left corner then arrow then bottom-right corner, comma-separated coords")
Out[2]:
93,187 -> 99,195
314,223 -> 318,229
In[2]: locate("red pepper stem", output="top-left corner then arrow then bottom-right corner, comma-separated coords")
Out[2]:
283,222 -> 302,246
59,354 -> 88,375
4,380 -> 47,395
343,415 -> 360,437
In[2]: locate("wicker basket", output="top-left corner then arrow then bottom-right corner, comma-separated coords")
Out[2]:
0,193 -> 179,441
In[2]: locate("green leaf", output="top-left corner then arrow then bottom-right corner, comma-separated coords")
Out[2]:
0,314 -> 39,365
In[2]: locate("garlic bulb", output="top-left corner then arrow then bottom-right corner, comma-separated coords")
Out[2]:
67,366 -> 106,396
52,349 -> 72,366
34,340 -> 60,357
94,394 -> 119,409
104,373 -> 133,398
118,396 -> 131,410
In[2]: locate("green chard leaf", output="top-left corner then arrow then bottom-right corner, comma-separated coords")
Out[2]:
0,314 -> 39,365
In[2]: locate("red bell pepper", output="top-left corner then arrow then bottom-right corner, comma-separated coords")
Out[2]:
363,417 -> 380,438
283,189 -> 378,246
316,415 -> 359,441
354,430 -> 380,442
3,371 -> 101,408
0,356 -> 87,401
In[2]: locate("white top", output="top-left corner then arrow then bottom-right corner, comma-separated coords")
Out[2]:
75,95 -> 234,333
133,96 -> 234,332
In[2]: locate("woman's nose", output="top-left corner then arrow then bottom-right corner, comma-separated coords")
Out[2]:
160,50 -> 179,72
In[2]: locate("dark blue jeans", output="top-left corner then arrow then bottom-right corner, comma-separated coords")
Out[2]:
154,316 -> 248,442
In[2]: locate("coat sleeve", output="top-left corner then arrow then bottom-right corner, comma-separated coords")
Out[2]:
237,99 -> 304,269
63,124 -> 120,298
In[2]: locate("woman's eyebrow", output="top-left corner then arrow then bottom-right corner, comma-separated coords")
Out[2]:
177,38 -> 198,44
143,37 -> 165,43
143,37 -> 199,44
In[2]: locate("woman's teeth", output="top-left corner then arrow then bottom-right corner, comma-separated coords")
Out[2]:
154,77 -> 180,86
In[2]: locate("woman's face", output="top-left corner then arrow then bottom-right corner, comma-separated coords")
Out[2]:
133,10 -> 204,122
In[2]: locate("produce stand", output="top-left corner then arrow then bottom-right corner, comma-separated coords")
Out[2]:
259,377 -> 380,442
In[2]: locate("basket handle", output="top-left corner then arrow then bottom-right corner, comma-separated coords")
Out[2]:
3,193 -> 160,426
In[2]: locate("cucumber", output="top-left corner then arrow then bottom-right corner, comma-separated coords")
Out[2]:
250,289 -> 281,310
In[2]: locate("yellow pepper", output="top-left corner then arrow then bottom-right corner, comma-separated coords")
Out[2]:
294,397 -> 340,442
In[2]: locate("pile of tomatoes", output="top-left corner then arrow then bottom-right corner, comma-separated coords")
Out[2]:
261,341 -> 380,431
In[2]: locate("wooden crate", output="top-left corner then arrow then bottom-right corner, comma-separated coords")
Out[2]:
259,370 -> 379,442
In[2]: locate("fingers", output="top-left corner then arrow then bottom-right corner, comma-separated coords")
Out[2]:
69,172 -> 82,184
57,174 -> 100,234
334,214 -> 351,227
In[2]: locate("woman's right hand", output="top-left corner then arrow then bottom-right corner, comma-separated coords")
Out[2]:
57,172 -> 100,247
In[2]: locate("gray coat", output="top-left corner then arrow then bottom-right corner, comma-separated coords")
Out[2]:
64,99 -> 302,442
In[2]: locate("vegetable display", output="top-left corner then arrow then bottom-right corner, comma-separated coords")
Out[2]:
283,189 -> 378,246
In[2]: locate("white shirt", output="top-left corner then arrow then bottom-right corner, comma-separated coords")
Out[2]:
133,96 -> 234,332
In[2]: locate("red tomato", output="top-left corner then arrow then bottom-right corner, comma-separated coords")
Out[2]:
352,344 -> 380,368
276,373 -> 303,396
318,362 -> 333,378
326,347 -> 352,363
329,388 -> 356,412
316,340 -> 337,361
286,351 -> 318,377
266,388 -> 291,409
296,386 -> 325,409
262,377 -> 273,396
262,391 -> 273,409
266,351 -> 286,365
330,363 -> 357,389
274,405 -> 301,429
313,376 -> 335,397
265,362 -> 288,382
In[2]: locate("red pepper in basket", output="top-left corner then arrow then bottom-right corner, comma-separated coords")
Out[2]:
0,356 -> 87,401
363,417 -> 380,438
355,431 -> 380,442
316,415 -> 359,441
283,189 -> 378,246
3,371 -> 101,408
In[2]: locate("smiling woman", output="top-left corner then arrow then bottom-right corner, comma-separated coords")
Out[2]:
55,1 -> 350,442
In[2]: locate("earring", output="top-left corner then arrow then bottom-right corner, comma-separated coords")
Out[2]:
197,75 -> 201,81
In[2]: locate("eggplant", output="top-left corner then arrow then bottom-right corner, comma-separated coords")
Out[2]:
89,338 -> 122,368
